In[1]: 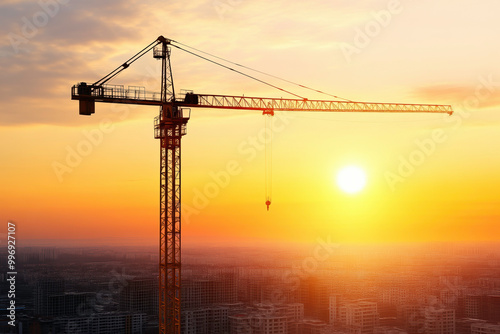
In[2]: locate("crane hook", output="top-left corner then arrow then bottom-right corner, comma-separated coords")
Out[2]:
263,109 -> 274,212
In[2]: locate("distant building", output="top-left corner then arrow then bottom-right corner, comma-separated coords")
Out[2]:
374,326 -> 408,334
44,312 -> 145,334
289,319 -> 327,334
462,294 -> 500,322
486,295 -> 500,322
34,279 -> 65,316
329,295 -> 340,324
229,313 -> 287,334
440,288 -> 461,309
180,271 -> 238,332
119,277 -> 158,315
254,303 -> 304,322
49,292 -> 95,317
245,277 -> 266,304
182,272 -> 237,309
34,279 -> 94,318
456,318 -> 487,334
379,286 -> 408,307
424,308 -> 455,334
471,323 -> 500,334
300,277 -> 332,322
338,300 -> 379,334
181,306 -> 229,334
478,278 -> 500,289
287,303 -> 305,321
227,303 -> 303,334
465,295 -> 487,319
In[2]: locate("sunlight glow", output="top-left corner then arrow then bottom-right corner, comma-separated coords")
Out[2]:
336,166 -> 367,194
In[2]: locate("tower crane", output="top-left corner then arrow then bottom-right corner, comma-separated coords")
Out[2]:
71,35 -> 453,334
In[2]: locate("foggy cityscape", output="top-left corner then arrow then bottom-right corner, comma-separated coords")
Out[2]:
1,242 -> 499,333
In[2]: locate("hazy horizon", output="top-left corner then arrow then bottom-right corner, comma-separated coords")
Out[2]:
2,0 -> 500,247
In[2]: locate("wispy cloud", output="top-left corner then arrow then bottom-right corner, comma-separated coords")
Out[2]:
2,0 -> 500,127
414,83 -> 500,109
0,0 -> 156,126
0,0 -> 361,126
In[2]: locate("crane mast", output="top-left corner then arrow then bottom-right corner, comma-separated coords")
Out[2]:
153,37 -> 186,334
70,36 -> 453,334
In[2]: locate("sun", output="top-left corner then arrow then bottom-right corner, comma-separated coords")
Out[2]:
336,165 -> 367,194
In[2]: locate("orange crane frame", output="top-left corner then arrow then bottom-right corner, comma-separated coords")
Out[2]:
71,36 -> 452,334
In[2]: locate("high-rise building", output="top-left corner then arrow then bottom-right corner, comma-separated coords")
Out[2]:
465,295 -> 487,319
182,273 -> 237,309
338,300 -> 379,334
34,279 -> 95,318
181,306 -> 229,334
398,304 -> 431,334
119,277 -> 158,315
229,313 -> 287,334
289,319 -> 328,334
46,312 -> 145,334
379,287 -> 409,307
219,272 -> 238,303
49,292 -> 95,317
180,272 -> 237,332
486,295 -> 500,322
300,277 -> 332,322
456,318 -> 487,334
286,303 -> 305,322
424,308 -> 455,334
34,279 -> 65,316
373,326 -> 408,334
253,303 -> 304,322
440,288 -> 461,309
471,323 -> 500,334
227,303 -> 303,334
90,312 -> 145,333
243,277 -> 289,304
329,295 -> 340,324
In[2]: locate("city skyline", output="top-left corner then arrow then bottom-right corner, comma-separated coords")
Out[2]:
1,0 -> 500,246
1,242 -> 499,333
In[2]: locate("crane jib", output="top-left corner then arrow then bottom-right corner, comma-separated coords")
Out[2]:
72,83 -> 453,115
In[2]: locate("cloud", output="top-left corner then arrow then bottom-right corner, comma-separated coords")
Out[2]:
414,85 -> 473,104
413,83 -> 500,109
0,0 -> 159,126
0,0 -> 357,126
3,0 -> 499,127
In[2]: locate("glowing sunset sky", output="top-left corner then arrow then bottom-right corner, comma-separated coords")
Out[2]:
1,0 -> 500,246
